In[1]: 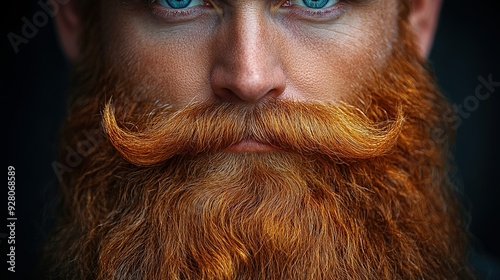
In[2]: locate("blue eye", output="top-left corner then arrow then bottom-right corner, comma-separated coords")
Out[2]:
303,0 -> 328,8
294,0 -> 339,9
158,0 -> 196,9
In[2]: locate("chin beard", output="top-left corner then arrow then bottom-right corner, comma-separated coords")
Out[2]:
40,2 -> 474,279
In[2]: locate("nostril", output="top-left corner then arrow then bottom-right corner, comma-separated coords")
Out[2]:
210,65 -> 287,103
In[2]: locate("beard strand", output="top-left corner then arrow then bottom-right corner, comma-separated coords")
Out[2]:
65,151 -> 456,279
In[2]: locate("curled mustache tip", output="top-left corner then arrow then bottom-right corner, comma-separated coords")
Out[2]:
103,101 -> 171,167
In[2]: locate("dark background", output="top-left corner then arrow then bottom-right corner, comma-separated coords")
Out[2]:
2,0 -> 499,279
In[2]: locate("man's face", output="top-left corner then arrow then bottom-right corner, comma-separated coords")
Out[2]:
41,0 -> 473,279
99,0 -> 398,107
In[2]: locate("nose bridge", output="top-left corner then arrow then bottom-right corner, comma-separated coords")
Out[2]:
231,7 -> 269,71
210,6 -> 286,103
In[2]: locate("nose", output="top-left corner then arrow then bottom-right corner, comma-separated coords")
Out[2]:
210,9 -> 287,103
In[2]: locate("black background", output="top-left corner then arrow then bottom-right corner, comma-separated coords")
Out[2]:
2,0 -> 500,279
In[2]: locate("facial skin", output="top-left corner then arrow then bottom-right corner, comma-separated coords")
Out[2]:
99,0 -> 398,107
40,0 -> 475,279
53,0 -> 442,109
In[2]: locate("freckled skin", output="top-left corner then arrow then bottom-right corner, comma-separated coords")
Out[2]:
99,0 -> 398,107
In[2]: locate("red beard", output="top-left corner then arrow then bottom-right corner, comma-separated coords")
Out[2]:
40,1 -> 474,279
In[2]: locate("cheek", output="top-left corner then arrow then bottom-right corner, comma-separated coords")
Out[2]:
281,4 -> 399,102
123,39 -> 213,106
100,7 -> 216,106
